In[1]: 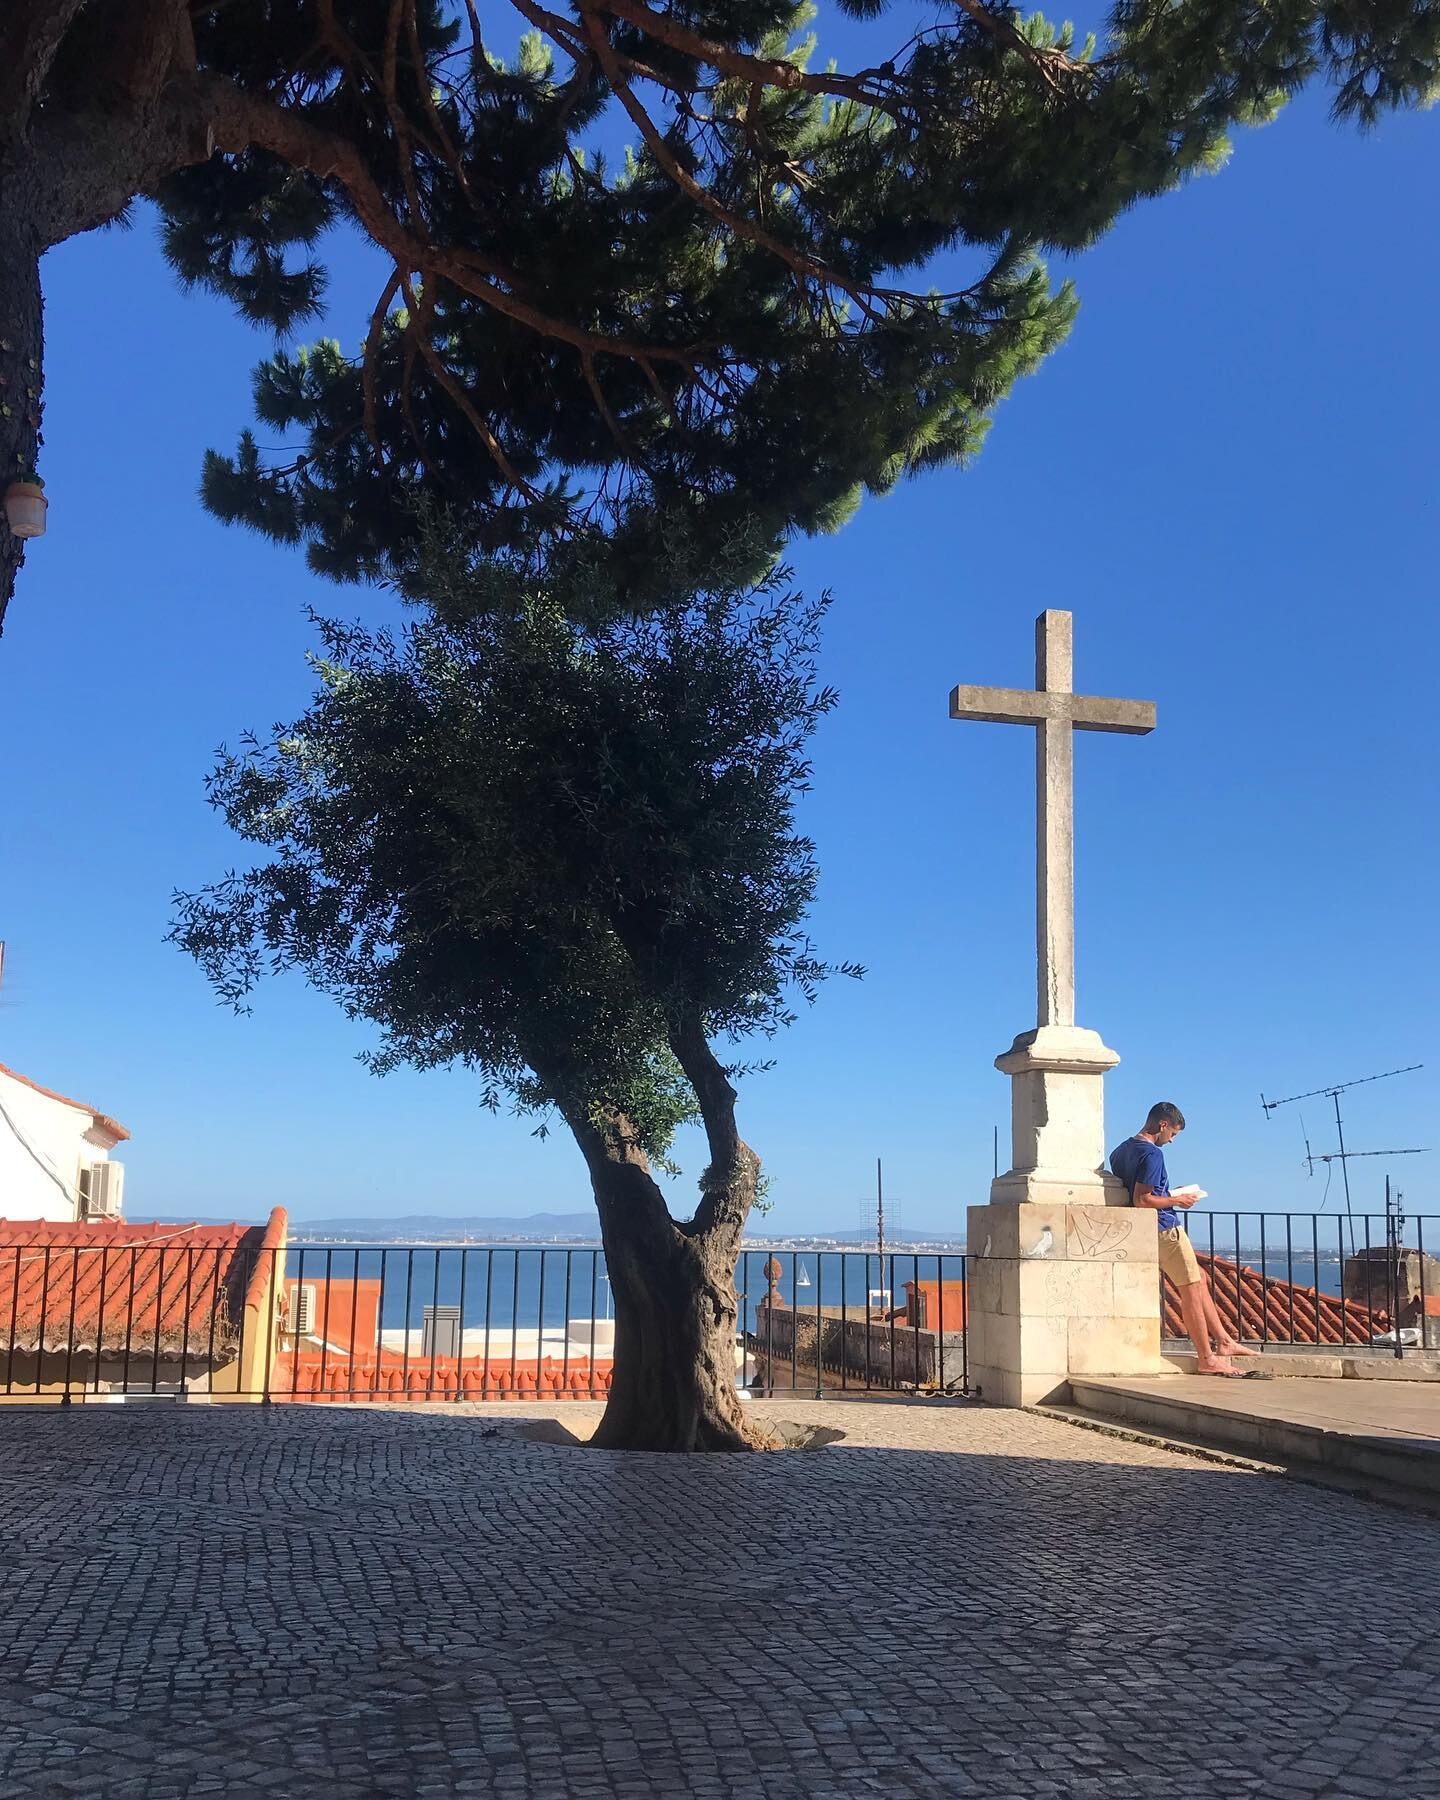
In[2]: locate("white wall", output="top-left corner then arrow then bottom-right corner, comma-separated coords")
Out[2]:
0,1068 -> 120,1222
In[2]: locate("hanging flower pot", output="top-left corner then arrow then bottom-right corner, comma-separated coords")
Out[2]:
4,479 -> 46,539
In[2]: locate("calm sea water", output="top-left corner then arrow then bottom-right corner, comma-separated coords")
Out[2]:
286,1244 -> 973,1335
284,1239 -> 1365,1338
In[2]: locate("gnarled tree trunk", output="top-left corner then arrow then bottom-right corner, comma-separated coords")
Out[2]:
563,1041 -> 766,1451
589,1154 -> 759,1451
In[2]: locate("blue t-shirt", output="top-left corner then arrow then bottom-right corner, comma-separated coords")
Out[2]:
1110,1136 -> 1178,1230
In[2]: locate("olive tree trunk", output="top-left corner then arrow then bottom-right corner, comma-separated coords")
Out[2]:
563,1021 -> 767,1451
585,1152 -> 759,1451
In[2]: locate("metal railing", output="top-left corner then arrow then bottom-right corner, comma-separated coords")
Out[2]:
737,1249 -> 968,1396
1175,1210 -> 1439,1356
7,1214 -> 1429,1406
0,1242 -> 972,1403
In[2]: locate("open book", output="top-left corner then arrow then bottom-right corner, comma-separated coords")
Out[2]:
1169,1184 -> 1207,1201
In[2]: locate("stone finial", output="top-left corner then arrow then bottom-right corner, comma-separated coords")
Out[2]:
763,1257 -> 785,1307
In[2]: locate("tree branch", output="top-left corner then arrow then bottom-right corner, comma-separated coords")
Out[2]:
666,1013 -> 757,1241
363,267 -> 404,453
592,0 -> 898,112
202,74 -> 709,371
397,272 -> 541,503
580,9 -> 880,324
27,82 -> 214,248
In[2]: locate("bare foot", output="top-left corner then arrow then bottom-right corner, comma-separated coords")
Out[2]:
1215,1340 -> 1259,1358
1194,1359 -> 1245,1377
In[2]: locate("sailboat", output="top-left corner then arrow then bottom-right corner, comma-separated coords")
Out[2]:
796,1260 -> 812,1289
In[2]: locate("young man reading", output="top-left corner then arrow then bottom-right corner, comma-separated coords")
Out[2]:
1110,1103 -> 1257,1377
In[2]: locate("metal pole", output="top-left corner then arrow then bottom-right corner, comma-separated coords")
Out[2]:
1333,1091 -> 1355,1257
1389,1178 -> 1404,1362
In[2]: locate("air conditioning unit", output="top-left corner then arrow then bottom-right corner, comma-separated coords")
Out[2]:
79,1161 -> 125,1219
289,1284 -> 318,1336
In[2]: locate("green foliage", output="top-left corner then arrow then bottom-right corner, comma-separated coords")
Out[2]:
169,555 -> 853,1160
172,0 -> 1439,603
161,153 -> 334,333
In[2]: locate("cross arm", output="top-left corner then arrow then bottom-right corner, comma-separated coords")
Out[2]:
1070,696 -> 1155,736
948,684 -> 1051,725
949,685 -> 1156,735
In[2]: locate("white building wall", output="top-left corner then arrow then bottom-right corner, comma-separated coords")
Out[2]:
0,1069 -> 119,1222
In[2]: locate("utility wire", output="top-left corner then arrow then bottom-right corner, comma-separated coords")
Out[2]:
0,1092 -> 76,1204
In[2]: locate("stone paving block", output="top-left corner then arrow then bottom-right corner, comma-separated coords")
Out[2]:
0,1401 -> 1436,1796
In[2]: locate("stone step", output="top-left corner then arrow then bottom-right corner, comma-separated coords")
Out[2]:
1161,1346 -> 1440,1380
1065,1372 -> 1440,1507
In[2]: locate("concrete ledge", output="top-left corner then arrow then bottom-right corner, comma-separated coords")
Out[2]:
1071,1375 -> 1440,1501
1162,1347 -> 1440,1381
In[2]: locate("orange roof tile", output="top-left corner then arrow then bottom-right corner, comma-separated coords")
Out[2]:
1162,1251 -> 1379,1345
0,1209 -> 286,1357
0,1059 -> 130,1143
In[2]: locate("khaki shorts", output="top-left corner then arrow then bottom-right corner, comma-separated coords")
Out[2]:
1158,1225 -> 1203,1287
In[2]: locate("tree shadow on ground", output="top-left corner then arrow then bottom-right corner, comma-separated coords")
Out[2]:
0,1401 -> 1437,1798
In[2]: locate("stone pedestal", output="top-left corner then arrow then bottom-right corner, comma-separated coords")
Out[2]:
990,1025 -> 1129,1208
965,1201 -> 1168,1406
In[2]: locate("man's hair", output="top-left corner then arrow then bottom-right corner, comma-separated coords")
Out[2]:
1144,1101 -> 1186,1131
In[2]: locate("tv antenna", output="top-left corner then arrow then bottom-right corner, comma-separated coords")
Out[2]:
1260,1064 -> 1429,1250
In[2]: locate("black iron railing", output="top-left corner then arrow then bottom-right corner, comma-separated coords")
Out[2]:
737,1249 -> 969,1396
6,1214 -> 1431,1405
0,1241 -> 972,1403
1174,1210 -> 1439,1356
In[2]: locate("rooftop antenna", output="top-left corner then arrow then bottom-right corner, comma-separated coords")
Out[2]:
1260,1064 -> 1429,1253
866,1157 -> 891,1317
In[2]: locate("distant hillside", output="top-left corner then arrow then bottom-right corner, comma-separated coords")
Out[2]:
126,1209 -> 599,1238
127,1209 -> 963,1244
295,1212 -> 600,1239
808,1225 -> 963,1245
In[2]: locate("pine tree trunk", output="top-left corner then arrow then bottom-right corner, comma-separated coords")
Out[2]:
588,1156 -> 762,1451
0,196 -> 43,637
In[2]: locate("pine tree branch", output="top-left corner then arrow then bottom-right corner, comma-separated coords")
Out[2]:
587,0 -> 1079,112
590,0 -> 899,112
397,271 -> 541,503
381,0 -> 427,230
946,0 -> 1081,95
201,74 -> 709,371
580,10 -> 882,326
363,267 -> 404,454
581,352 -> 633,461
507,0 -> 700,101
403,0 -> 475,207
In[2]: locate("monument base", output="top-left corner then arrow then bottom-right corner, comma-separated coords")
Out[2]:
991,1024 -> 1129,1209
965,1201 -> 1168,1407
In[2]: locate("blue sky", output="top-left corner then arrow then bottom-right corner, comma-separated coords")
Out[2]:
0,62 -> 1435,1237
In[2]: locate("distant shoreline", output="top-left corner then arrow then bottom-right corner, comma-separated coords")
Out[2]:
289,1235 -> 971,1251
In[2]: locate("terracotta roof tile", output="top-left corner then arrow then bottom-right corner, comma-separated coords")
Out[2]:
0,1210 -> 287,1357
1162,1251 -> 1378,1345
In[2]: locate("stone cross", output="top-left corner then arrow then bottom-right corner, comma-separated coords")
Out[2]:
949,611 -> 1154,1028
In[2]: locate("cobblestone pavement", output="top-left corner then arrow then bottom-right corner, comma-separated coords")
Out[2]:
0,1398 -> 1438,1799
